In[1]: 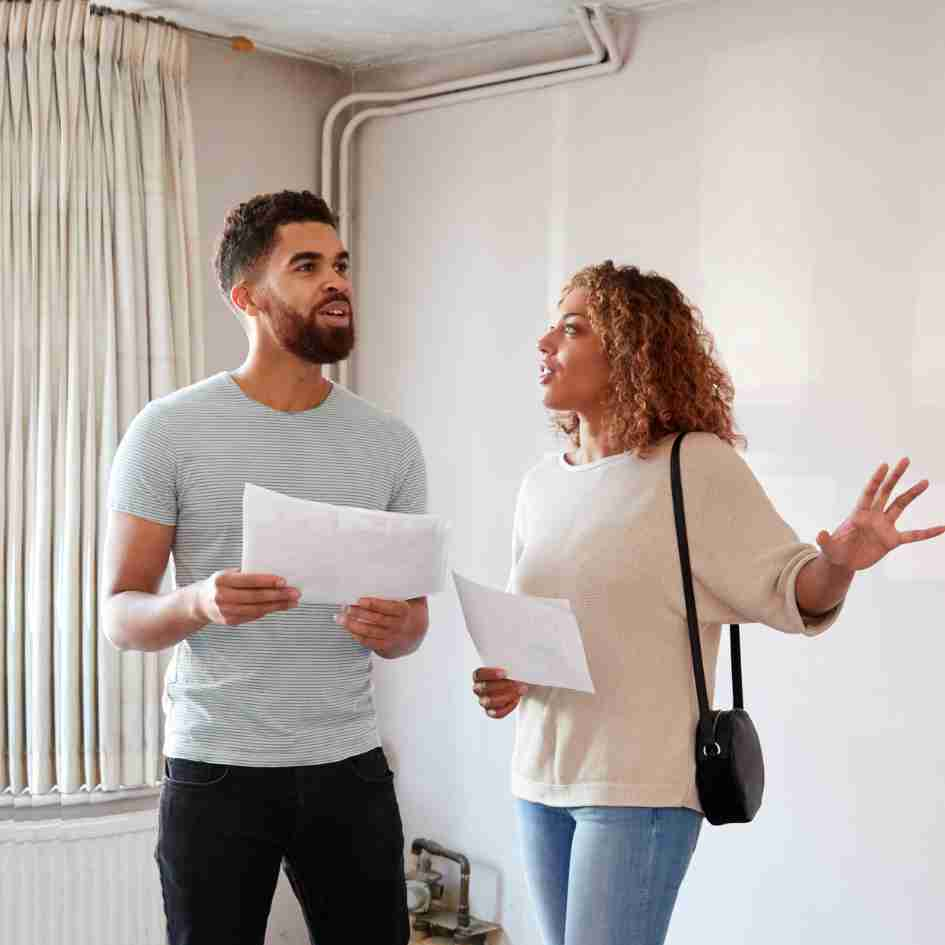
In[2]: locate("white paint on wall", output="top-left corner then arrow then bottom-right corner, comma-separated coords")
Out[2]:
911,22 -> 945,411
545,87 -> 573,310
353,1 -> 945,943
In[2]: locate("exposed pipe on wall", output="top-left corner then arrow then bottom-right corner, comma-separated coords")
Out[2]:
321,5 -> 622,388
319,6 -> 605,207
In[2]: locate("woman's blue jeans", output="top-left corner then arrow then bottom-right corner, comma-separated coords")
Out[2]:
516,800 -> 702,945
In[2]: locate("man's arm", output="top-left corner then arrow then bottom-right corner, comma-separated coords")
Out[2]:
102,511 -> 300,652
335,596 -> 429,659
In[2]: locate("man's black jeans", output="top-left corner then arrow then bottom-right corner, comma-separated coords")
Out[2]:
156,747 -> 409,945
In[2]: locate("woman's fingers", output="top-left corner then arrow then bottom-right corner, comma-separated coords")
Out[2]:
473,678 -> 526,698
481,687 -> 523,718
485,702 -> 519,719
886,479 -> 928,522
471,668 -> 527,719
855,463 -> 889,512
473,682 -> 528,720
875,458 -> 910,511
472,666 -> 508,684
899,525 -> 945,544
477,683 -> 526,707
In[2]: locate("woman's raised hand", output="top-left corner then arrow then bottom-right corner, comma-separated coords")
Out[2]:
816,458 -> 945,572
472,667 -> 528,719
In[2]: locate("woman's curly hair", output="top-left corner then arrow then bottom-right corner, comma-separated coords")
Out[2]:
554,261 -> 744,456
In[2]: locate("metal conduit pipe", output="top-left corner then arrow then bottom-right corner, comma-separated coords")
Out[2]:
320,5 -> 605,207
410,838 -> 474,927
337,6 -> 620,238
324,5 -> 621,388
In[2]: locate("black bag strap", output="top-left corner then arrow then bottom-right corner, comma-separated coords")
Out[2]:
670,434 -> 744,745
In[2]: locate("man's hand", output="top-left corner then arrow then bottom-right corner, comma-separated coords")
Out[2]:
195,569 -> 300,626
335,597 -> 428,658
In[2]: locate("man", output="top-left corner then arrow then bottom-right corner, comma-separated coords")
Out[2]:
103,190 -> 426,945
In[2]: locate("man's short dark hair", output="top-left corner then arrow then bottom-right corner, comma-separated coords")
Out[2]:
213,190 -> 338,306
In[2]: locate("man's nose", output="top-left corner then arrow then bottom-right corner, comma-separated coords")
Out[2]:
325,271 -> 352,295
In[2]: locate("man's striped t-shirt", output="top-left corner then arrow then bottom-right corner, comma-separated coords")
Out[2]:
107,371 -> 427,767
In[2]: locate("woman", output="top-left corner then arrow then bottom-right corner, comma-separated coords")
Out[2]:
471,261 -> 943,945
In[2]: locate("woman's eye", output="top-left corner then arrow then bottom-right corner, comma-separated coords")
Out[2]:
563,325 -> 577,335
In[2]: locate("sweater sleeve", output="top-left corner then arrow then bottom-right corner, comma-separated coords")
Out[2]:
679,433 -> 842,636
506,480 -> 527,593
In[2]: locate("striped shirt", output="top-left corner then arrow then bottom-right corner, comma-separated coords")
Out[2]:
107,371 -> 427,767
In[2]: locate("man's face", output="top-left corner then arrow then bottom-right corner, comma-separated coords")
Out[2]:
248,221 -> 355,364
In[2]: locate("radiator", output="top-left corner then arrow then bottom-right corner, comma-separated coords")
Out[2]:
0,808 -> 165,945
0,804 -> 310,945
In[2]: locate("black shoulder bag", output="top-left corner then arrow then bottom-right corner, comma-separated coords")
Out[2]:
670,433 -> 764,825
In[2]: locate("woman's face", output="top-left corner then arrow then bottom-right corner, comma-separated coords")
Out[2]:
537,287 -> 611,414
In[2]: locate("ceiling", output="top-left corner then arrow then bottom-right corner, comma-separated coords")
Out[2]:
110,1 -> 683,69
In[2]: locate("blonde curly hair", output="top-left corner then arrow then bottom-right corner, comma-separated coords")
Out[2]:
554,261 -> 744,457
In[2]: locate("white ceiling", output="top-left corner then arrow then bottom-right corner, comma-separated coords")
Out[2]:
111,1 -> 680,69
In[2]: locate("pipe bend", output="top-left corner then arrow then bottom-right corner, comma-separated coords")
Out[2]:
322,4 -> 609,205
411,837 -> 471,874
324,4 -> 621,393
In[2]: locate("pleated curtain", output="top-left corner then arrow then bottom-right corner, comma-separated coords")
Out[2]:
0,0 -> 204,806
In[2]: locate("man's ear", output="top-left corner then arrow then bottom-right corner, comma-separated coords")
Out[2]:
231,282 -> 260,318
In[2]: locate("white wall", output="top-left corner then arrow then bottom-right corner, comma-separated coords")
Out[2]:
352,1 -> 945,943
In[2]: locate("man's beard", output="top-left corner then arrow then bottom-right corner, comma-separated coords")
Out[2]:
264,292 -> 355,365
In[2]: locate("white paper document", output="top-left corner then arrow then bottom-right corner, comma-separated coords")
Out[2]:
453,572 -> 594,693
241,483 -> 449,604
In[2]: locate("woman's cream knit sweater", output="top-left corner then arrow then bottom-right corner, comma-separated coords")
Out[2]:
508,432 -> 842,812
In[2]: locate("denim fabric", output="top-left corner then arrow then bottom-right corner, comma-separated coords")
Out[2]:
156,748 -> 408,945
516,800 -> 702,945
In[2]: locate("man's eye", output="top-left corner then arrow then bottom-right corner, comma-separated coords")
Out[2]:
297,263 -> 313,272
335,262 -> 350,275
